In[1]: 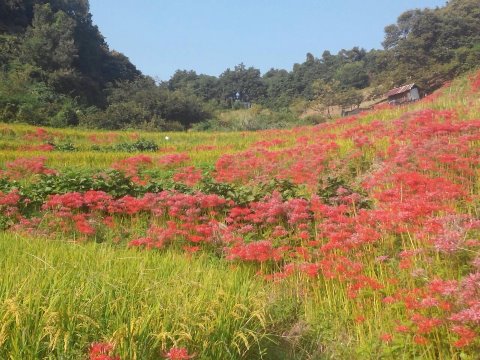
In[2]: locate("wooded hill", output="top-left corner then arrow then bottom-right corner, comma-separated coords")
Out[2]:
1,0 -> 479,130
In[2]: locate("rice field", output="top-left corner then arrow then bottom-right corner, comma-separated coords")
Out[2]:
0,71 -> 479,359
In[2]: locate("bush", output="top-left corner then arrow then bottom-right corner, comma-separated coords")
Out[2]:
113,139 -> 159,152
50,105 -> 79,127
51,142 -> 78,151
193,107 -> 303,131
300,113 -> 327,125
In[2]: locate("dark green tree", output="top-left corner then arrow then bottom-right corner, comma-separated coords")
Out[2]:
219,63 -> 266,103
335,62 -> 369,89
21,3 -> 77,71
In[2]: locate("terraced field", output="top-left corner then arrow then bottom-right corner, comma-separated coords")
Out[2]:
0,71 -> 479,359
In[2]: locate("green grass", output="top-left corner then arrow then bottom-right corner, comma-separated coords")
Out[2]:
0,233 -> 277,359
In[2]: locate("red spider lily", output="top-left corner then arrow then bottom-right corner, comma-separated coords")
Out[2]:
158,153 -> 190,167
430,215 -> 479,253
112,155 -> 153,184
0,190 -> 21,219
2,157 -> 56,180
226,240 -> 283,263
129,221 -> 181,249
354,315 -> 366,323
173,166 -> 202,186
451,325 -> 477,347
183,245 -> 201,254
413,335 -> 429,345
22,127 -> 55,142
380,333 -> 393,343
89,342 -> 120,360
450,301 -> 480,325
382,296 -> 396,304
411,314 -> 442,334
72,214 -> 95,235
252,139 -> 286,149
0,190 -> 21,207
428,278 -> 458,297
299,263 -> 320,277
458,272 -> 480,305
84,191 -> 114,212
43,192 -> 84,211
163,347 -> 194,359
3,88 -> 480,355
395,325 -> 410,333
214,142 -> 337,189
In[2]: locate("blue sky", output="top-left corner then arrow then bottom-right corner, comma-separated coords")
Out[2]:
89,0 -> 447,80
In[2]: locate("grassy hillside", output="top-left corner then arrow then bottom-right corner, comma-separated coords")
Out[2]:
0,70 -> 479,359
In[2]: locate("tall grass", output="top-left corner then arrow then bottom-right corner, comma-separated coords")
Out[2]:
0,233 -> 274,359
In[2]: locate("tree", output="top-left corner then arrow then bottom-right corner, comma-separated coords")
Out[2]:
101,50 -> 140,84
335,62 -> 369,89
160,90 -> 209,127
0,0 -> 35,32
311,79 -> 341,118
337,88 -> 364,112
289,53 -> 326,99
100,77 -> 210,129
168,70 -> 199,91
382,9 -> 423,50
167,70 -> 219,101
263,68 -> 293,108
219,63 -> 266,104
21,3 -> 77,71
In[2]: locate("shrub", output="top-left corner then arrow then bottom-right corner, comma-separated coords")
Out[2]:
113,139 -> 159,152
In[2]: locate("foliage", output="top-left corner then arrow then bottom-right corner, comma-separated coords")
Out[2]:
194,106 -> 308,131
21,3 -> 77,72
0,72 -> 480,358
51,141 -> 77,151
1,0 -> 480,130
111,139 -> 159,152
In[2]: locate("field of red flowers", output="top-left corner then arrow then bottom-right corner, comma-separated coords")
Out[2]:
1,71 -> 480,359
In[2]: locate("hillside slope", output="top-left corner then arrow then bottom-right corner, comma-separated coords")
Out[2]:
0,70 -> 479,359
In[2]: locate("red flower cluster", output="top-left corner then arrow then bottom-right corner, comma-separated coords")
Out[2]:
469,69 -> 480,92
89,342 -> 120,360
158,153 -> 190,167
0,190 -> 21,220
1,157 -> 56,180
164,347 -> 194,359
22,127 -> 55,142
173,166 -> 203,186
112,155 -> 153,184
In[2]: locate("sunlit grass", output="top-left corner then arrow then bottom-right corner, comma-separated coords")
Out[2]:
0,233 -> 276,359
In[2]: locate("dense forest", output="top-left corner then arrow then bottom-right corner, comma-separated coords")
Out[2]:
1,0 -> 479,130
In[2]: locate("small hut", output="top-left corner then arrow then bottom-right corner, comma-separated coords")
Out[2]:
386,84 -> 420,105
